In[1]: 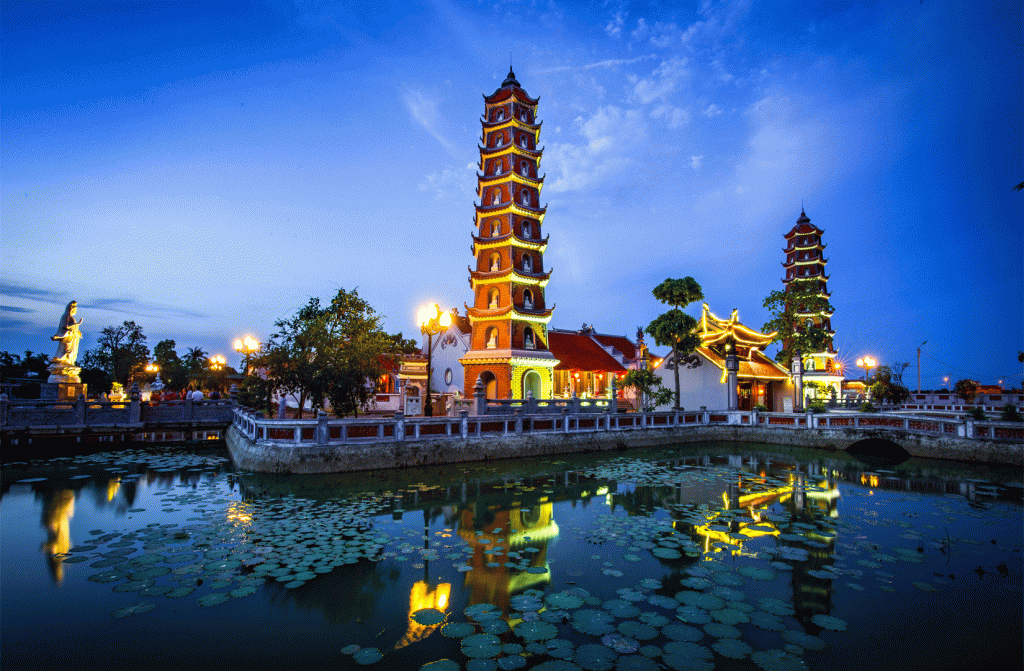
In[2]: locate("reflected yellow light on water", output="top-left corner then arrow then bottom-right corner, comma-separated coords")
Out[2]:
106,478 -> 120,502
42,490 -> 76,583
395,580 -> 452,649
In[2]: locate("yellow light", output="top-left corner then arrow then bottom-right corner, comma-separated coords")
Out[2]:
439,311 -> 452,328
417,304 -> 434,327
233,338 -> 243,351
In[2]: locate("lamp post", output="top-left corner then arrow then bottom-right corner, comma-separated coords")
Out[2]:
233,336 -> 260,376
417,304 -> 452,417
856,356 -> 876,400
916,340 -> 927,393
145,363 -> 164,391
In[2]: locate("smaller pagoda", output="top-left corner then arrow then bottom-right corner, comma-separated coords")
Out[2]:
781,209 -> 842,402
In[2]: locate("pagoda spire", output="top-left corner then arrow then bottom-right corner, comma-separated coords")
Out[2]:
459,72 -> 558,400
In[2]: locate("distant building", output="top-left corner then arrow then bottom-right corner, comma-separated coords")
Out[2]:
459,68 -> 558,400
652,304 -> 794,412
782,210 -> 843,402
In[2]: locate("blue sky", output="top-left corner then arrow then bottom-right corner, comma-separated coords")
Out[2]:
2,0 -> 1021,388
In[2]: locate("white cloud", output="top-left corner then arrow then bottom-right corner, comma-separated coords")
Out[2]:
691,155 -> 704,169
418,163 -> 477,201
651,105 -> 689,129
402,89 -> 454,153
605,11 -> 626,38
539,54 -> 656,74
632,56 -> 689,104
702,103 -> 723,117
544,105 -> 647,192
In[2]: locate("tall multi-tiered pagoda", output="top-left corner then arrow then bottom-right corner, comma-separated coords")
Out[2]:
781,209 -> 842,399
460,68 -> 558,400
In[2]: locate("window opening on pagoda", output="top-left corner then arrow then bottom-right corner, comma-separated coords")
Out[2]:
521,189 -> 530,206
488,288 -> 499,309
805,318 -> 814,329
522,254 -> 533,273
485,327 -> 498,348
519,136 -> 527,148
523,289 -> 534,309
805,358 -> 815,371
524,327 -> 535,349
489,253 -> 500,271
520,161 -> 529,176
490,220 -> 500,237
492,189 -> 501,205
495,108 -> 504,122
522,221 -> 532,238
491,160 -> 499,175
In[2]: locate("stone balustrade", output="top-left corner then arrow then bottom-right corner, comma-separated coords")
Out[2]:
230,404 -> 1024,448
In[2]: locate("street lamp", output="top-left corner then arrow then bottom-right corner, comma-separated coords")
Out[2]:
856,356 -> 876,401
209,355 -> 226,371
417,304 -> 452,417
145,363 -> 164,391
916,340 -> 927,393
233,336 -> 260,375
943,375 -> 949,390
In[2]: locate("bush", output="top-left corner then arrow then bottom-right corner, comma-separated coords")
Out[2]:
967,407 -> 988,421
999,403 -> 1023,422
859,402 -> 877,413
807,402 -> 828,413
753,404 -> 768,411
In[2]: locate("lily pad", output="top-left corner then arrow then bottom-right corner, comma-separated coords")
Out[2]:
514,620 -> 559,641
113,601 -> 156,618
661,642 -> 714,671
711,638 -> 753,659
352,647 -> 383,665
441,622 -> 476,638
412,608 -> 447,625
810,614 -> 847,631
575,643 -> 618,671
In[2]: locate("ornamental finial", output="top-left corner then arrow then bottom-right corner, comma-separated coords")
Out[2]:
502,66 -> 519,88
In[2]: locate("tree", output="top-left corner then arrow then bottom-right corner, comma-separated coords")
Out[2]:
870,367 -> 910,405
619,368 -> 674,412
183,346 -> 209,388
953,379 -> 978,405
762,279 -> 833,367
153,339 -> 188,390
84,321 -> 150,387
889,362 -> 911,387
647,277 -> 704,409
250,288 -> 409,418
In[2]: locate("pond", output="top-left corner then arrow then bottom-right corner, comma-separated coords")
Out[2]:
1,441 -> 1021,671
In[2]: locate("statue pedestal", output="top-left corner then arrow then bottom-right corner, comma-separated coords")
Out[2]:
40,382 -> 88,402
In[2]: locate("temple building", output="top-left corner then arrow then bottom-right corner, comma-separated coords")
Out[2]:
782,210 -> 843,402
459,68 -> 558,400
652,304 -> 794,412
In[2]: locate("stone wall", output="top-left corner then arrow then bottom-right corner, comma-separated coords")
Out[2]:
225,422 -> 1022,474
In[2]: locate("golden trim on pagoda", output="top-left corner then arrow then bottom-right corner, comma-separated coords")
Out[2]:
472,234 -> 549,253
696,304 -> 777,349
477,171 -> 545,191
468,267 -> 552,287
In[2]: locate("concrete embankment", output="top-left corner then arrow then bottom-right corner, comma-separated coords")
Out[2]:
225,422 -> 1022,474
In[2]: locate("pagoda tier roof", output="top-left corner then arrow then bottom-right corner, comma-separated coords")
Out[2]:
480,117 -> 542,132
466,305 -> 555,322
696,346 -> 791,382
784,241 -> 826,252
477,171 -> 545,190
475,201 -> 547,219
469,266 -> 552,286
548,330 -> 627,373
483,84 -> 540,106
782,273 -> 830,283
695,303 -> 777,349
472,232 -> 549,252
782,257 -> 829,269
478,143 -> 543,159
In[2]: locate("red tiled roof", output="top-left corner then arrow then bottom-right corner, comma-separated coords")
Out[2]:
592,334 -> 638,360
549,331 -> 626,372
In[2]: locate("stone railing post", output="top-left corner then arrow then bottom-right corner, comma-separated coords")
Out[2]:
806,409 -> 813,429
317,410 -> 329,445
961,418 -> 972,439
129,383 -> 142,423
474,377 -> 487,416
76,393 -> 87,425
604,407 -> 611,431
514,408 -> 523,435
571,391 -> 579,414
562,407 -> 570,433
459,410 -> 469,439
641,409 -> 648,429
394,411 -> 405,442
701,406 -> 708,424
751,409 -> 759,425
610,375 -> 618,413
0,393 -> 7,428
184,393 -> 193,422
229,384 -> 238,407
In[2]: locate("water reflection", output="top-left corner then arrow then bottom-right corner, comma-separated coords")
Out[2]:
41,489 -> 74,582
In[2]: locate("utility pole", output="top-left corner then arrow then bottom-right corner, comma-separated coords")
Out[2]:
917,341 -> 927,393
